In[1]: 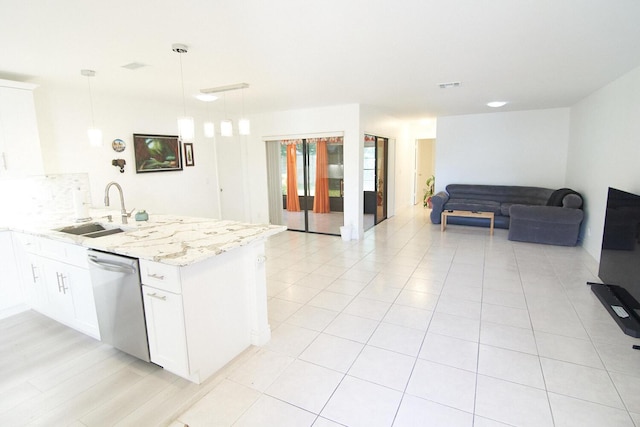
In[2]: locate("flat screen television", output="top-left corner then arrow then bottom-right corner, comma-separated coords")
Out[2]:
591,187 -> 640,337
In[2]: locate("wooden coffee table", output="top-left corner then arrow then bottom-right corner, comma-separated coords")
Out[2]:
441,210 -> 495,235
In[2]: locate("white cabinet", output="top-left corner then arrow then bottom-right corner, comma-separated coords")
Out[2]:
142,285 -> 189,377
140,242 -> 270,384
0,231 -> 26,318
12,233 -> 49,312
70,265 -> 100,335
40,256 -> 76,321
12,233 -> 99,338
0,80 -> 44,177
140,260 -> 191,379
39,256 -> 97,336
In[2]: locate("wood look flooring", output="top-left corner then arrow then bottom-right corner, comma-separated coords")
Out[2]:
0,309 -> 236,426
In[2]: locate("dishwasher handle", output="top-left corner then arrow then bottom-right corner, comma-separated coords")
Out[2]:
88,256 -> 136,274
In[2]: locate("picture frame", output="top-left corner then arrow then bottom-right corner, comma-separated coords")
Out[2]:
133,134 -> 182,173
184,143 -> 195,167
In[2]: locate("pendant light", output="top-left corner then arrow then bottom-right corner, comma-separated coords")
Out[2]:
81,69 -> 102,147
196,93 -> 217,138
173,43 -> 194,142
199,83 -> 250,138
203,121 -> 215,138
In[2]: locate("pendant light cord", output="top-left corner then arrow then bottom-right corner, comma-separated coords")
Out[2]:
179,52 -> 187,116
87,76 -> 96,127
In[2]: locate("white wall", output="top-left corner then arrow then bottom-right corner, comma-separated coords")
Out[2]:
33,84 -> 221,218
566,65 -> 640,261
361,105 -> 412,215
435,109 -> 570,192
31,83 -> 414,234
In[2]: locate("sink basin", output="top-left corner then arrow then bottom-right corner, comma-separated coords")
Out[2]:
55,222 -> 125,238
57,222 -> 106,235
82,228 -> 125,238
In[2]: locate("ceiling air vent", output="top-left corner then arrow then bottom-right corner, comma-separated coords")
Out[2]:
438,81 -> 461,89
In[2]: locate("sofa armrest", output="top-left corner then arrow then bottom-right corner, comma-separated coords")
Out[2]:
508,204 -> 584,246
562,193 -> 583,209
430,191 -> 449,224
509,204 -> 584,224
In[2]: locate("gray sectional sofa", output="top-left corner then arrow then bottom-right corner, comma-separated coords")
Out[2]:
430,184 -> 584,246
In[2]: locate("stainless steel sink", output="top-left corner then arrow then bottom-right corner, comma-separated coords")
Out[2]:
55,223 -> 125,238
57,223 -> 106,235
83,228 -> 125,238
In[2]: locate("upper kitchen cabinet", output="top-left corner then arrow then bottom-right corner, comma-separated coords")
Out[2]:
0,79 -> 44,177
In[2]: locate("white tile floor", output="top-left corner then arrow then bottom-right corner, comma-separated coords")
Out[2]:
173,204 -> 640,426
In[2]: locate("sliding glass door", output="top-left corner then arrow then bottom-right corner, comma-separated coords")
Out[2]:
364,134 -> 388,228
269,136 -> 344,235
376,136 -> 388,224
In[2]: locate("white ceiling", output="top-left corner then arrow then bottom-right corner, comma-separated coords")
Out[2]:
2,0 -> 640,120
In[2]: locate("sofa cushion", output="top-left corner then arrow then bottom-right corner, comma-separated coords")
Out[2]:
444,198 -> 501,214
446,184 -> 553,206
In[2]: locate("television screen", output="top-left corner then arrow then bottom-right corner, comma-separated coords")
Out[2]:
594,187 -> 640,336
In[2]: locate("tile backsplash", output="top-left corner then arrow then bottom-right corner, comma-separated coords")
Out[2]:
0,173 -> 91,223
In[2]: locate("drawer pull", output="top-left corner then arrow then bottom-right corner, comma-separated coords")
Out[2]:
147,292 -> 167,301
149,273 -> 165,280
30,264 -> 39,282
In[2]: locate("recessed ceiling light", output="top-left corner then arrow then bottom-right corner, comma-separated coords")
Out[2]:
487,101 -> 507,108
121,62 -> 146,70
438,81 -> 461,89
195,93 -> 218,102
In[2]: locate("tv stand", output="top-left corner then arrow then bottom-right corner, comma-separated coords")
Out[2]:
588,282 -> 640,338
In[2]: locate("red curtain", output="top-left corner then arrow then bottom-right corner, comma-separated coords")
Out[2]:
286,143 -> 300,211
313,139 -> 330,213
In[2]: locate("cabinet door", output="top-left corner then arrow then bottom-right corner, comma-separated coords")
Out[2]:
142,285 -> 189,377
39,258 -> 99,338
69,266 -> 100,339
41,257 -> 75,322
19,253 -> 49,312
0,232 -> 24,317
0,84 -> 44,177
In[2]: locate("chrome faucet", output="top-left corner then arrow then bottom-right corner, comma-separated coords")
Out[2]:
104,181 -> 130,224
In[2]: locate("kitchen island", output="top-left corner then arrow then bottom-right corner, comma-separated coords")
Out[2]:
5,213 -> 285,384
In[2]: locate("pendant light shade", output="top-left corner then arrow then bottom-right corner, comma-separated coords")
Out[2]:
173,43 -> 194,142
87,128 -> 103,147
239,118 -> 250,135
81,69 -> 102,147
203,121 -> 215,138
221,119 -> 233,137
178,116 -> 195,141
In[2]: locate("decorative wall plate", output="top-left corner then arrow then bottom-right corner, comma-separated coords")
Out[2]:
112,138 -> 126,152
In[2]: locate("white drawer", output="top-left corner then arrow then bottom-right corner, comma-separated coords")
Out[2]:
12,232 -> 39,253
139,259 -> 182,293
64,243 -> 90,268
38,238 -> 88,268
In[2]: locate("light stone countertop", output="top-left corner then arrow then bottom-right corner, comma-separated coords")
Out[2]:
5,210 -> 286,266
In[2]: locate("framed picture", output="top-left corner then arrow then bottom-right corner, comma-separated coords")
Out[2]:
184,143 -> 195,167
133,134 -> 182,173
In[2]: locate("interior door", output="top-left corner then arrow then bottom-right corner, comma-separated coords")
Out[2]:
415,138 -> 436,205
216,138 -> 246,221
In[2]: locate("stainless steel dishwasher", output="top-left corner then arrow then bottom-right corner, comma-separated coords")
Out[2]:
88,249 -> 150,362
